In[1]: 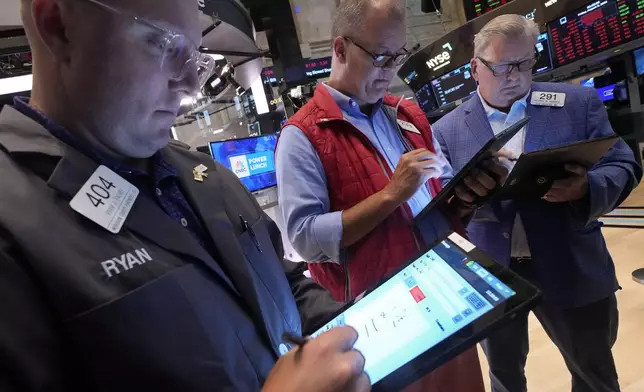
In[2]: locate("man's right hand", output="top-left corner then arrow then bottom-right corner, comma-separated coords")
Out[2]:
384,149 -> 447,205
262,327 -> 371,392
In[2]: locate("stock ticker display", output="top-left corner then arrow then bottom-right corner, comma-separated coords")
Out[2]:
464,0 -> 514,20
430,64 -> 478,108
549,0 -> 644,67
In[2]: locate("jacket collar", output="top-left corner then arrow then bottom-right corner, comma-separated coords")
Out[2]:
0,105 -> 292,355
462,93 -> 495,147
0,104 -> 241,301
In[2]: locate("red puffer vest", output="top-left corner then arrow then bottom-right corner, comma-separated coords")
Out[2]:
283,84 -> 455,302
281,84 -> 484,392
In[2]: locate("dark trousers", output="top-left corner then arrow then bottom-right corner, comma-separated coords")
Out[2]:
481,292 -> 620,392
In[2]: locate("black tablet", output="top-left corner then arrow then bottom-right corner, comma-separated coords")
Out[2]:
309,232 -> 540,391
415,116 -> 531,221
499,135 -> 619,199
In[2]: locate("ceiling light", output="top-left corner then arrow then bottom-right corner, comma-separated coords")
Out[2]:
210,78 -> 221,88
180,97 -> 193,106
212,128 -> 224,134
208,54 -> 225,61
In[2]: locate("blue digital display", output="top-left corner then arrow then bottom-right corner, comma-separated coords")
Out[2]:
209,134 -> 279,193
596,84 -> 616,102
312,235 -> 515,385
634,47 -> 644,75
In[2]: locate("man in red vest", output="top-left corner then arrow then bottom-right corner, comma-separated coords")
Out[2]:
276,0 -> 507,391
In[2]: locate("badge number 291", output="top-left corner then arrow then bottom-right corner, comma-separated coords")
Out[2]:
70,165 -> 139,234
532,91 -> 565,107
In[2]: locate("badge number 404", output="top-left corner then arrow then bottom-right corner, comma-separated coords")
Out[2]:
70,165 -> 139,234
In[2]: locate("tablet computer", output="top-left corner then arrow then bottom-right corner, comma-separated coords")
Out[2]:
309,232 -> 540,391
499,135 -> 619,199
415,116 -> 530,221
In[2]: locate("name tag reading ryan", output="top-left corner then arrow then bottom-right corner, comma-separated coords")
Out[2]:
70,165 -> 139,234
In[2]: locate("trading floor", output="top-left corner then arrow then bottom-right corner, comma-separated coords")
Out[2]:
479,184 -> 644,392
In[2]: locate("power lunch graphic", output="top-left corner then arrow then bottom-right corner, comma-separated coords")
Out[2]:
229,151 -> 275,179
209,134 -> 279,193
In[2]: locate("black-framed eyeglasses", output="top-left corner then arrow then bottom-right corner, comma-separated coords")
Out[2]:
344,37 -> 410,68
82,0 -> 216,89
476,51 -> 540,77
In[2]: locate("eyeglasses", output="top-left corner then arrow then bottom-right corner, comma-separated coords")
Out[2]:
344,37 -> 410,68
83,0 -> 216,90
476,52 -> 540,77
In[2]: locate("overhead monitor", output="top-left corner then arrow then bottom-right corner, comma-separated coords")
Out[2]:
305,57 -> 332,79
430,63 -> 478,108
261,67 -> 278,86
209,134 -> 279,193
534,33 -> 554,74
464,0 -> 514,21
634,47 -> 644,75
548,0 -> 644,68
415,82 -> 439,114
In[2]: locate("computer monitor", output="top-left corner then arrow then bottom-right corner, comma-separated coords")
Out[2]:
415,82 -> 439,114
209,133 -> 279,193
534,33 -> 553,75
634,47 -> 644,76
548,0 -> 644,68
596,84 -> 616,102
430,63 -> 478,108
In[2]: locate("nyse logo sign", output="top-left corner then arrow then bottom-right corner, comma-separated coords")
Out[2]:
426,43 -> 453,72
230,155 -> 251,178
524,8 -> 537,20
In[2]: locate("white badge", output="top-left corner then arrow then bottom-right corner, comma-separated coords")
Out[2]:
531,91 -> 566,107
397,119 -> 421,134
70,165 -> 139,234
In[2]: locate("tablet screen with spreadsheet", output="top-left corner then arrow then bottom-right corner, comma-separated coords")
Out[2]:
310,232 -> 540,391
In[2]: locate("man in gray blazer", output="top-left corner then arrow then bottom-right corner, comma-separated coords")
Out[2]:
0,0 -> 370,391
432,14 -> 641,392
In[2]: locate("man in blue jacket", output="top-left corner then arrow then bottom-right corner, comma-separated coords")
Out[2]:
432,14 -> 642,392
0,0 -> 370,391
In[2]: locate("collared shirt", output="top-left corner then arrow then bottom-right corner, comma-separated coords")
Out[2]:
477,89 -> 531,258
277,84 -> 452,263
12,97 -> 211,250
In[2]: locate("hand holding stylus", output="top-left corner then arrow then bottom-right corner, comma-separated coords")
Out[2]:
262,327 -> 371,392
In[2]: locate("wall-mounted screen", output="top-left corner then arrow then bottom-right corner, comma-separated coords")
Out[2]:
596,83 -> 616,101
464,0 -> 514,21
534,33 -> 554,74
305,57 -> 332,79
548,0 -> 644,67
634,47 -> 644,75
209,134 -> 279,193
430,63 -> 478,108
262,67 -> 278,86
415,82 -> 439,114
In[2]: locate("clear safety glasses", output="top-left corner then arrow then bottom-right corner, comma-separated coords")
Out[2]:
84,0 -> 216,89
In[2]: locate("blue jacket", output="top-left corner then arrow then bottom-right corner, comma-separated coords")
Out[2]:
433,82 -> 642,308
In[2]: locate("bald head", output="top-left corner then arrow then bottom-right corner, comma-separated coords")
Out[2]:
332,0 -> 406,39
21,0 -> 201,160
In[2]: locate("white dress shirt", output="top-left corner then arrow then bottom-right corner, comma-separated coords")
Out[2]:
477,88 -> 532,258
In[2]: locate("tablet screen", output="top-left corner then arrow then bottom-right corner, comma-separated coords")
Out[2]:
311,233 -> 516,385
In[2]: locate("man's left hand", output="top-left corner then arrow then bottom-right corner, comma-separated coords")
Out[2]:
543,164 -> 589,203
454,158 -> 510,207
